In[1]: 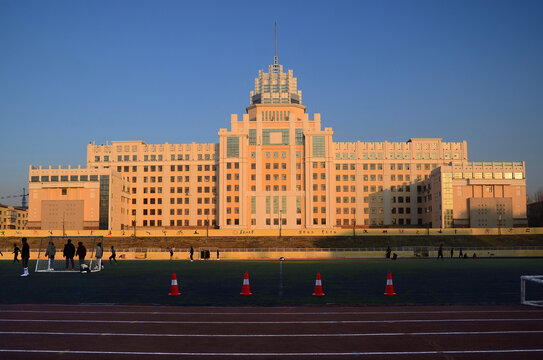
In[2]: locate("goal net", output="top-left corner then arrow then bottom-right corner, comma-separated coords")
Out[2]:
521,275 -> 543,307
35,236 -> 105,273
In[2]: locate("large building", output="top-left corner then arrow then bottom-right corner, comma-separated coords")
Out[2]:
28,56 -> 527,230
420,162 -> 527,228
27,166 -> 130,230
0,204 -> 28,230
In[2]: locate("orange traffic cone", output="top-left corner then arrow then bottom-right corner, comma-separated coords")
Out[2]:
240,271 -> 252,296
312,272 -> 325,296
384,272 -> 396,296
168,272 -> 181,296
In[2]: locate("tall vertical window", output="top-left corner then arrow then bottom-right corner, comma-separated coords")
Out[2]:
226,137 -> 239,158
313,136 -> 325,157
99,175 -> 110,230
295,129 -> 304,145
251,196 -> 256,214
273,196 -> 279,214
249,129 -> 256,145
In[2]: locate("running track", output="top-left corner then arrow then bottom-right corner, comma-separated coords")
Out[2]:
0,304 -> 542,359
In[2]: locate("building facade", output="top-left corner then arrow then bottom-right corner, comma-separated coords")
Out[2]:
0,204 -> 28,230
420,162 -> 527,228
29,57 -> 527,229
28,166 -> 130,230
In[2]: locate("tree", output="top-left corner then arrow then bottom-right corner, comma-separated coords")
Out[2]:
530,187 -> 543,203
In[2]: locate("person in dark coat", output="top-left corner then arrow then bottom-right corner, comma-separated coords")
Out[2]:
386,246 -> 391,259
76,241 -> 87,270
13,243 -> 20,263
21,237 -> 30,277
109,246 -> 117,264
189,246 -> 194,262
437,244 -> 444,259
63,239 -> 76,270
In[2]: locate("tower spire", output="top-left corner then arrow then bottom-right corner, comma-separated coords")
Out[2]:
273,22 -> 278,73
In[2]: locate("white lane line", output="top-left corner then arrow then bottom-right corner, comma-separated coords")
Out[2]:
0,318 -> 542,324
0,309 -> 540,316
1,330 -> 543,337
0,349 -> 543,356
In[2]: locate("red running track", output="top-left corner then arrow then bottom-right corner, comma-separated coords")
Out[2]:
0,304 -> 542,359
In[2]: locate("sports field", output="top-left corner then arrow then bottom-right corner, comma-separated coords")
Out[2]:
1,258 -> 541,306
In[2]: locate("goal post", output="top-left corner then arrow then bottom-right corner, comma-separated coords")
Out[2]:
35,236 -> 105,273
521,275 -> 543,307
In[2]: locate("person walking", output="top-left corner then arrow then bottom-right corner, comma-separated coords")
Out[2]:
459,248 -> 463,258
94,242 -> 103,270
20,237 -> 30,277
386,246 -> 391,259
109,246 -> 117,264
13,243 -> 20,263
216,248 -> 220,260
450,248 -> 454,259
63,239 -> 76,271
437,244 -> 444,260
45,241 -> 56,271
189,246 -> 194,262
76,241 -> 87,270
169,248 -> 174,260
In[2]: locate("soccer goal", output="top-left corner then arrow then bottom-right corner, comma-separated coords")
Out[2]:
35,236 -> 105,273
520,275 -> 543,307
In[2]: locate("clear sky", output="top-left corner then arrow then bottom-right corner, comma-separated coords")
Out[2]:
1,0 -> 542,206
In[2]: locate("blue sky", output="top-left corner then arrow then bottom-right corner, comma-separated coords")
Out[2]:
1,0 -> 542,206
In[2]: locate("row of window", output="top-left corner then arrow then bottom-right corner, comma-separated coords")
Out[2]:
95,154 -> 170,162
31,175 -> 99,182
170,154 -> 215,161
168,219 -> 217,226
453,172 -> 523,180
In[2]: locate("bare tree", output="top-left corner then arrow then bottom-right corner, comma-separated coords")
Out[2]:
531,187 -> 543,203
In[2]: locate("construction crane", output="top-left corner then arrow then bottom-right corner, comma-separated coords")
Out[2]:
0,188 -> 29,208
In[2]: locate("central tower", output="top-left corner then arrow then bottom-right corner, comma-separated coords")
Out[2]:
249,24 -> 302,106
218,37 -> 332,229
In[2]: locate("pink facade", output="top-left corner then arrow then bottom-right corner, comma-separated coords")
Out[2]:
28,59 -> 527,229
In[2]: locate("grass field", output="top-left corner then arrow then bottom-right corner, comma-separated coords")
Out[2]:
1,258 -> 541,306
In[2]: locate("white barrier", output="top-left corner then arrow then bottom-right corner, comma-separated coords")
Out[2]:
520,275 -> 543,307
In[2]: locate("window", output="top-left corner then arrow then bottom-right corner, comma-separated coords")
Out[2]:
249,129 -> 256,145
295,129 -> 304,145
312,136 -> 325,157
226,137 -> 239,158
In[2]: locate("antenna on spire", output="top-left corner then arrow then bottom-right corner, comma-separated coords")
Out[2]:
273,22 -> 278,73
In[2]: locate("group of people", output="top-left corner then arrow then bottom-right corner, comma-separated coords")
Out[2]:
385,246 -> 398,260
15,237 -> 117,276
438,244 -> 475,259
175,246 -> 218,261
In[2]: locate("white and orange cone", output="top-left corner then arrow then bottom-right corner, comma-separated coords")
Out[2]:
240,271 -> 252,296
312,272 -> 325,296
384,272 -> 396,296
168,272 -> 181,296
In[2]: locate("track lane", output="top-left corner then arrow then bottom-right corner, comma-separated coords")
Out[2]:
0,305 -> 542,359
